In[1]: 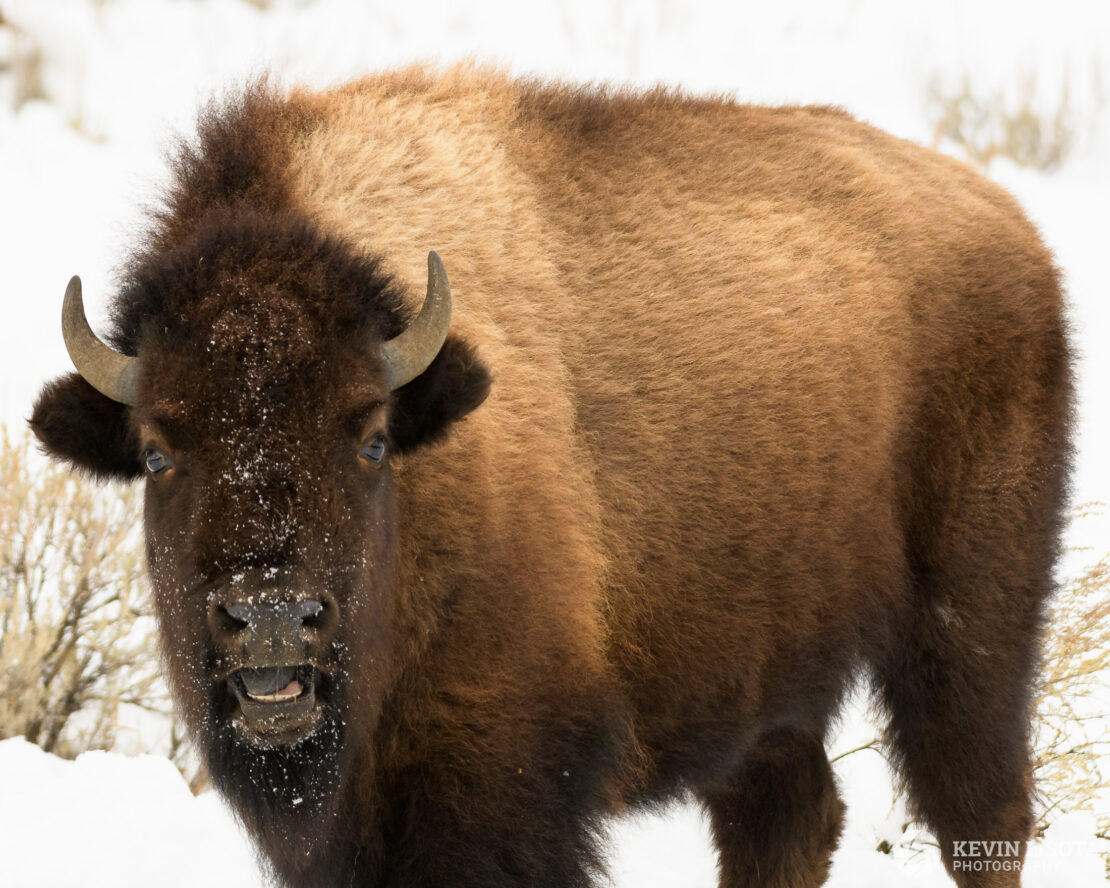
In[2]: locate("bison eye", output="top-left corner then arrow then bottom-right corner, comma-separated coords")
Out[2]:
358,436 -> 386,465
144,448 -> 173,476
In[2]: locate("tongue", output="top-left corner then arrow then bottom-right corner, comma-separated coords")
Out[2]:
277,679 -> 302,698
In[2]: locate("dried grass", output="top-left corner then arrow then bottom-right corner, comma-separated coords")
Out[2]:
1033,505 -> 1110,862
1,15 -> 46,112
0,427 -> 163,758
928,72 -> 1080,172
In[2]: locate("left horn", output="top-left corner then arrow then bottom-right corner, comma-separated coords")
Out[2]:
381,251 -> 452,390
61,276 -> 140,405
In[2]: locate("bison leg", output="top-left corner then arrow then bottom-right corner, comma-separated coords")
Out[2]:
875,436 -> 1066,885
875,460 -> 1065,888
875,583 -> 1042,888
370,697 -> 623,888
700,727 -> 845,888
872,288 -> 1070,888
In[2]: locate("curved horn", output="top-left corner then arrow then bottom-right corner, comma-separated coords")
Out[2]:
61,276 -> 139,406
381,251 -> 452,390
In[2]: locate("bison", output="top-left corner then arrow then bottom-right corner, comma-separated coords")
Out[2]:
31,67 -> 1072,888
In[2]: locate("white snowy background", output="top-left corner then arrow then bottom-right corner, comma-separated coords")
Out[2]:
0,1 -> 1107,886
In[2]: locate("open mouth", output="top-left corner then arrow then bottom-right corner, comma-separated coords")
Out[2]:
239,665 -> 308,702
228,665 -> 321,739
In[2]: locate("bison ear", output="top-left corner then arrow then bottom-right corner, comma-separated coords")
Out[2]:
388,334 -> 491,453
29,373 -> 143,481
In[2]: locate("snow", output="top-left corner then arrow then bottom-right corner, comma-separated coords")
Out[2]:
0,736 -> 261,887
1,1 -> 1108,886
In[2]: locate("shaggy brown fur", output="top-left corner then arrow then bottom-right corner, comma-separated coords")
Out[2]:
31,67 -> 1072,888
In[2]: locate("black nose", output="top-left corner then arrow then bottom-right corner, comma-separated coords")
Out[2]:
217,599 -> 326,666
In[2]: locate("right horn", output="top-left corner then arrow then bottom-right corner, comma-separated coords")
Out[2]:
381,251 -> 452,390
61,276 -> 140,406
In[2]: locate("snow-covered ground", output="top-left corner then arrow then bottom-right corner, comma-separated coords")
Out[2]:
0,1 -> 1107,886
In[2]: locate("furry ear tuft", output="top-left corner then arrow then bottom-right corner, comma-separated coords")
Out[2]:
29,374 -> 143,481
389,335 -> 492,453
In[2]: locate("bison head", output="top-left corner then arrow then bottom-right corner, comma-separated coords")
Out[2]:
30,213 -> 490,830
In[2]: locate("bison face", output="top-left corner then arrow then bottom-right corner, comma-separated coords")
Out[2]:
138,390 -> 398,755
31,232 -> 490,819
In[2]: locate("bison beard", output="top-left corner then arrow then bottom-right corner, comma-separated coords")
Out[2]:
30,68 -> 1073,888
205,677 -> 348,864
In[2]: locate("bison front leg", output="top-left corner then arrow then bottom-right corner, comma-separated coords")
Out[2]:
699,727 -> 845,888
376,691 -> 624,888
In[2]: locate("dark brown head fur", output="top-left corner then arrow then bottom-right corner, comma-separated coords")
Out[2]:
33,83 -> 493,881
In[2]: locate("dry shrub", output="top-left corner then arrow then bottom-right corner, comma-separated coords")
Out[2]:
0,14 -> 46,111
1034,504 -> 1110,855
927,72 -> 1079,172
0,427 -> 164,757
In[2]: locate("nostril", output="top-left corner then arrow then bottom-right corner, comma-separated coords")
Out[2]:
225,604 -> 252,626
215,604 -> 250,638
293,600 -> 324,627
303,598 -> 339,642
